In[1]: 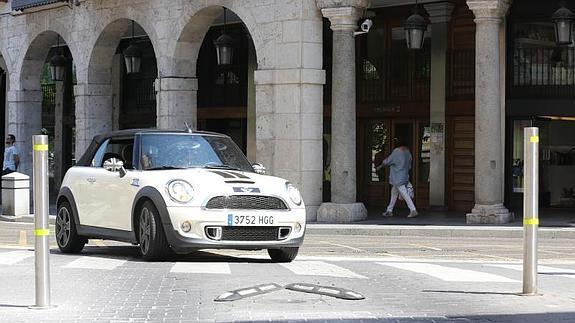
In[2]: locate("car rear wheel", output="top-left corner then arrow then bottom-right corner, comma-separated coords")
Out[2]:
138,200 -> 170,261
268,247 -> 299,262
55,201 -> 86,253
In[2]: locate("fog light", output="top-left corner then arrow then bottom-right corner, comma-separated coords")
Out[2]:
181,221 -> 192,233
294,222 -> 302,233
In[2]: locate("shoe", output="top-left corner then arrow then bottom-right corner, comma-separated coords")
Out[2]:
407,210 -> 418,218
382,211 -> 393,217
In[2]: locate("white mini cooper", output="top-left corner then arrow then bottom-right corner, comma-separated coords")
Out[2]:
56,129 -> 306,261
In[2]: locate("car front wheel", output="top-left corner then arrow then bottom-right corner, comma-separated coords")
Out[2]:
55,201 -> 86,253
268,247 -> 299,262
138,200 -> 170,261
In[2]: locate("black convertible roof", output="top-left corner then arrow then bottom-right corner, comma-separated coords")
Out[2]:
92,128 -> 225,142
76,129 -> 228,166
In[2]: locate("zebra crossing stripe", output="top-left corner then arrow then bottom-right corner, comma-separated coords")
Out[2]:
0,250 -> 33,265
63,257 -> 126,270
489,264 -> 575,279
170,262 -> 231,274
280,261 -> 367,279
377,262 -> 519,283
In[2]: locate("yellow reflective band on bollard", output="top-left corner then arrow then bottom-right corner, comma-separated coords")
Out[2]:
523,218 -> 539,226
34,229 -> 50,236
33,144 -> 48,151
530,136 -> 539,143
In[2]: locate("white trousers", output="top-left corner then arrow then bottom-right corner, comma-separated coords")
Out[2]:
386,184 -> 416,212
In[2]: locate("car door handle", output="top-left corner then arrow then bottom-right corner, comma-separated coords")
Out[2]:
86,177 -> 96,183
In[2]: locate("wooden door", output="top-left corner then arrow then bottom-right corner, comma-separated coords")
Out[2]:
447,116 -> 475,211
358,119 -> 430,209
357,119 -> 392,206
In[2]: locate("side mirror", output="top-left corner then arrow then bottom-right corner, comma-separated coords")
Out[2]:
252,162 -> 266,175
103,157 -> 127,177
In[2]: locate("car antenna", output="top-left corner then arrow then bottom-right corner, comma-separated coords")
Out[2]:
184,122 -> 193,133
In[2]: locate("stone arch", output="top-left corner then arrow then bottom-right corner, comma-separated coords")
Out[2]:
86,18 -> 159,84
18,30 -> 76,91
168,4 -> 262,78
10,29 -> 77,178
0,43 -> 11,77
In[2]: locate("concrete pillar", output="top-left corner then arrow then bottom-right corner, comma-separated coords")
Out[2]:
155,77 -> 197,130
111,54 -> 122,131
53,81 -> 64,191
247,42 -> 257,161
316,4 -> 367,223
254,68 -> 325,222
74,83 -> 113,158
425,1 -> 454,209
466,0 -> 512,224
7,89 -> 42,176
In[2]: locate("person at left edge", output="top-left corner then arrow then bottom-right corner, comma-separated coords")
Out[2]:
3,134 -> 20,175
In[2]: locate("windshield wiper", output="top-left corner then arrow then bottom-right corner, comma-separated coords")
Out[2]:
145,166 -> 185,171
203,164 -> 243,171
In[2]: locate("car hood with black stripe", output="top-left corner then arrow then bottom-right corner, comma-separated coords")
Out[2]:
137,168 -> 303,208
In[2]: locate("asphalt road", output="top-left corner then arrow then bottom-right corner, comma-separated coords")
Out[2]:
1,226 -> 575,322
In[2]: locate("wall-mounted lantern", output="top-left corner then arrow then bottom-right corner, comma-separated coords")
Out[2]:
214,7 -> 235,66
404,0 -> 428,50
552,1 -> 575,46
50,35 -> 67,81
123,21 -> 142,74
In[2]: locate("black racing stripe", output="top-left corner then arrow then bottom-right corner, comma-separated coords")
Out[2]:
210,170 -> 236,178
226,171 -> 250,179
225,180 -> 256,184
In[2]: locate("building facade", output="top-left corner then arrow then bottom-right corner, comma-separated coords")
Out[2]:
0,0 -> 573,223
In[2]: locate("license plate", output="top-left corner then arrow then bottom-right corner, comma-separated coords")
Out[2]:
227,214 -> 276,226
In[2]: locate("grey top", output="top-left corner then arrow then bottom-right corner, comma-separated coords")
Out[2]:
382,147 -> 412,186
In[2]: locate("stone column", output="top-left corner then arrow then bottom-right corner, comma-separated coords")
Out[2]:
466,0 -> 512,224
316,4 -> 367,223
53,81 -> 64,191
246,42 -> 257,162
7,89 -> 42,176
74,83 -> 113,158
111,54 -> 122,131
254,68 -> 325,222
155,77 -> 197,130
425,1 -> 454,209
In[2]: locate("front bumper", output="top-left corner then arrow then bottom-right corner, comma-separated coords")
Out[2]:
163,206 -> 306,254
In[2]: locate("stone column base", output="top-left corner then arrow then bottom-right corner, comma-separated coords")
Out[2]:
466,203 -> 513,224
317,202 -> 367,223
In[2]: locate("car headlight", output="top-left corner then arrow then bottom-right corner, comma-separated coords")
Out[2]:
166,180 -> 194,203
286,182 -> 302,206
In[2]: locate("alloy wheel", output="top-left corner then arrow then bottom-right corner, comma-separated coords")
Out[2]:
56,207 -> 71,247
139,207 -> 152,254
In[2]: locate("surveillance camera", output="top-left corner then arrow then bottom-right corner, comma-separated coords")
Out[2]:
361,19 -> 373,33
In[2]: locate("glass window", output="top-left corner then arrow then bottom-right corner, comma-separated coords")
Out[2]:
369,122 -> 389,183
90,138 -> 134,168
512,22 -> 575,87
139,134 -> 253,172
512,120 -> 532,192
419,123 -> 431,184
91,139 -> 109,167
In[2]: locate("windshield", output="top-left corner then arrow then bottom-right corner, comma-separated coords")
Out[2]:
139,134 -> 254,172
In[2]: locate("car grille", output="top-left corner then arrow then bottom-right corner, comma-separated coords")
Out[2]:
205,195 -> 288,210
221,226 -> 280,241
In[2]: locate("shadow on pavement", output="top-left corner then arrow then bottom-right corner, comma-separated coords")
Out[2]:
50,245 -> 272,263
0,304 -> 30,308
422,290 -> 520,296
234,312 -> 575,322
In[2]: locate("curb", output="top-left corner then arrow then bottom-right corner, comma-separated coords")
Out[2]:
0,214 -> 56,225
305,224 -> 575,239
2,217 -> 574,240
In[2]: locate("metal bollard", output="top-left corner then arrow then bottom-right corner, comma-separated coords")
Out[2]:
30,135 -> 51,309
522,127 -> 539,296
